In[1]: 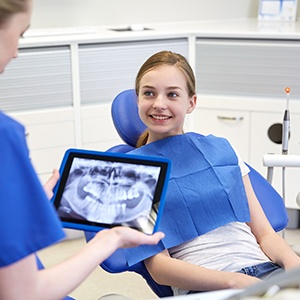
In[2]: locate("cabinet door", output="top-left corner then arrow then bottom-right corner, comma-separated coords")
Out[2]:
250,111 -> 300,209
10,108 -> 76,183
0,46 -> 73,112
195,39 -> 300,99
81,103 -> 122,151
193,107 -> 250,161
78,39 -> 189,105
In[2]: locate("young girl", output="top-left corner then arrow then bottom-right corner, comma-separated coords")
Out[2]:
125,50 -> 300,296
0,1 -> 164,299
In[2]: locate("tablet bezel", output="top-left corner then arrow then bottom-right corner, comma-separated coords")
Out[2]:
51,148 -> 171,234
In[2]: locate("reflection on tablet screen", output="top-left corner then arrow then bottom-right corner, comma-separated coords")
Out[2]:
57,157 -> 161,233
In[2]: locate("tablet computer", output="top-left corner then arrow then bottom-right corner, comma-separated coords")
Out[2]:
51,148 -> 171,234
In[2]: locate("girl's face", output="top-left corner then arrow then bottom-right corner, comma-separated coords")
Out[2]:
0,2 -> 32,73
138,65 -> 196,144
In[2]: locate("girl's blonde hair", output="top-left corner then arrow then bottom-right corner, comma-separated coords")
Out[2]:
0,0 -> 28,27
135,51 -> 196,148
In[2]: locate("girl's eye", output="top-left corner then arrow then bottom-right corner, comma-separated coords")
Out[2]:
144,91 -> 154,97
168,92 -> 178,98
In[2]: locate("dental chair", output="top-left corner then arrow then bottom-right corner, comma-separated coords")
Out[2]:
85,89 -> 289,298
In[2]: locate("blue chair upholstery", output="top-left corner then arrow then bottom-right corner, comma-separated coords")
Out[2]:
246,164 -> 288,232
85,89 -> 288,298
111,89 -> 146,147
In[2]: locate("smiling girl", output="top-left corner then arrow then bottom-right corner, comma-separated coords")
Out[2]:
126,51 -> 300,296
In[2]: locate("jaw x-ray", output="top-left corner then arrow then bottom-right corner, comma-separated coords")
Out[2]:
52,149 -> 170,234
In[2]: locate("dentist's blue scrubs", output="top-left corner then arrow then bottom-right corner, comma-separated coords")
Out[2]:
0,112 -> 73,300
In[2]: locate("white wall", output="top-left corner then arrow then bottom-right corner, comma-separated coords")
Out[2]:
31,0 -> 260,28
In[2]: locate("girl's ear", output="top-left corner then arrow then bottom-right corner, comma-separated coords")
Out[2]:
187,95 -> 197,114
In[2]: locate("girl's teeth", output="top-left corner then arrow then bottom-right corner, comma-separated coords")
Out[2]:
153,115 -> 168,120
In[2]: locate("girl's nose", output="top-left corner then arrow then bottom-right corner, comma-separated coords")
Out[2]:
153,95 -> 167,109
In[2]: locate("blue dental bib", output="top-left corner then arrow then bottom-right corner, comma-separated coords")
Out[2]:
123,133 -> 250,266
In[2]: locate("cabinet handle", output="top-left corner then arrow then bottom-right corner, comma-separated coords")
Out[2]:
217,116 -> 244,121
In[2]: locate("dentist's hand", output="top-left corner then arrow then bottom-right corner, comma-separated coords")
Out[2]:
43,169 -> 60,199
91,227 -> 165,251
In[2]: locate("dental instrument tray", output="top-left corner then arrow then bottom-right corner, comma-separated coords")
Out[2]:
51,148 -> 171,234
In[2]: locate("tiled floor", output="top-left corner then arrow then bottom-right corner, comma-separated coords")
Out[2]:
37,229 -> 300,300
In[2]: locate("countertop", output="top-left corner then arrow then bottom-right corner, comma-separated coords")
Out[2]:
20,18 -> 300,48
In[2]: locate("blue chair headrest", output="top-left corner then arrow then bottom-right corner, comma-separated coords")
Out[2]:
111,89 -> 147,147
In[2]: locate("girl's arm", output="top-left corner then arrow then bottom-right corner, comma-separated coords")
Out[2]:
243,174 -> 300,270
145,249 -> 260,292
0,228 -> 164,300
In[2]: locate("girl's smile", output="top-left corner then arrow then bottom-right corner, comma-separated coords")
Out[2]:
150,114 -> 171,121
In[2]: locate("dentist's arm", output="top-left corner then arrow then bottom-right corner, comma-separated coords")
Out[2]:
0,227 -> 164,300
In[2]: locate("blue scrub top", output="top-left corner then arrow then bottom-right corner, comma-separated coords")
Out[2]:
0,112 -> 65,267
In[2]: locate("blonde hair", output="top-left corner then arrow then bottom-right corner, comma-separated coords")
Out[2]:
135,51 -> 196,147
0,0 -> 28,27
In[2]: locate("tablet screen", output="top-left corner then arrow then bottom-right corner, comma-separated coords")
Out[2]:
52,149 -> 171,234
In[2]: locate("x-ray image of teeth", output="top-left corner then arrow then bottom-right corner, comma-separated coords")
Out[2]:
58,157 -> 161,233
